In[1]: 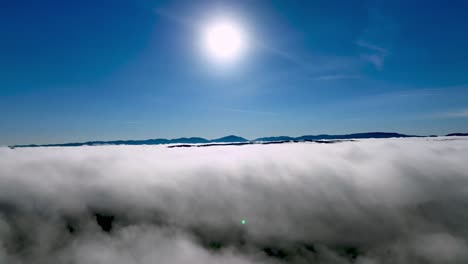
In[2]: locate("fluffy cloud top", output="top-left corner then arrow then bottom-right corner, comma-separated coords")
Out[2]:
1,137 -> 468,263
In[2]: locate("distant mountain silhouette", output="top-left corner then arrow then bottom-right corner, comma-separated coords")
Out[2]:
210,135 -> 248,143
446,133 -> 468,136
254,136 -> 295,142
11,135 -> 246,148
295,132 -> 416,141
255,132 -> 413,142
169,137 -> 210,144
9,132 -> 467,148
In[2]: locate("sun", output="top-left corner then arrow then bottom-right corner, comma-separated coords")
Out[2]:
201,18 -> 247,63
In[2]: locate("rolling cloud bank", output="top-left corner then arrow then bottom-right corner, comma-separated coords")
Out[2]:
1,138 -> 468,263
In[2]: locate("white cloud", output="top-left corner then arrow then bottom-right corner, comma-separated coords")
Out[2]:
356,40 -> 388,54
1,138 -> 468,263
429,108 -> 468,120
360,54 -> 385,70
441,108 -> 468,118
356,40 -> 388,70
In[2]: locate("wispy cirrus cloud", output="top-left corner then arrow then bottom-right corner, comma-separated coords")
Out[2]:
361,53 -> 385,70
355,4 -> 396,71
356,40 -> 389,70
356,40 -> 388,54
435,108 -> 468,118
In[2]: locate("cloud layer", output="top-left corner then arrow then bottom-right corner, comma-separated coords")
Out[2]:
1,138 -> 468,263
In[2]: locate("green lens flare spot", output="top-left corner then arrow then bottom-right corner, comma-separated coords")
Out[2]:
241,219 -> 246,225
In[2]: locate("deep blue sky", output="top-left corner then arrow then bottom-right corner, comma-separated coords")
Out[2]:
1,0 -> 468,145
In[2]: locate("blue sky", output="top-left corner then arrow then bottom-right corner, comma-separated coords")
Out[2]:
1,0 -> 468,145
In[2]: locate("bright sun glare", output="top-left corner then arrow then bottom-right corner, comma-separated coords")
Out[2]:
202,19 -> 247,63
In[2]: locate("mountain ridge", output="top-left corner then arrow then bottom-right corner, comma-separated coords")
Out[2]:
9,132 -> 467,148
446,133 -> 468,137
